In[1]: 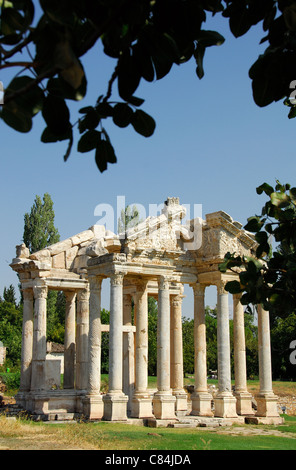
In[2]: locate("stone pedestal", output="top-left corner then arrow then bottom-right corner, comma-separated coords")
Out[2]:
214,392 -> 237,418
103,393 -> 128,421
191,391 -> 213,417
153,392 -> 176,420
83,394 -> 104,420
234,391 -> 254,416
255,392 -> 279,418
173,390 -> 188,417
131,393 -> 153,418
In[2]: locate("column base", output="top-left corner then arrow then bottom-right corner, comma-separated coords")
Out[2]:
255,392 -> 279,417
83,394 -> 104,420
233,390 -> 255,416
173,390 -> 188,417
103,393 -> 128,421
153,392 -> 176,420
214,392 -> 237,418
131,393 -> 153,418
191,391 -> 213,417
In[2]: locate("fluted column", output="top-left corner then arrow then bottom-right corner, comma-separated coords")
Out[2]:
191,284 -> 213,416
170,289 -> 187,416
214,281 -> 237,418
103,272 -> 128,421
255,304 -> 279,418
31,284 -> 48,391
76,286 -> 89,391
131,281 -> 153,418
123,293 -> 134,414
18,288 -> 34,399
84,276 -> 103,420
153,276 -> 176,419
233,294 -> 254,415
64,291 -> 76,389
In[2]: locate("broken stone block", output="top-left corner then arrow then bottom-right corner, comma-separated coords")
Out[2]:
52,252 -> 65,269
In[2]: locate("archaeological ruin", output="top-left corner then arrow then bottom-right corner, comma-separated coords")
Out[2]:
10,197 -> 282,425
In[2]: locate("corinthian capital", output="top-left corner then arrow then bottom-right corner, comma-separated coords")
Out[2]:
33,284 -> 48,299
110,272 -> 124,286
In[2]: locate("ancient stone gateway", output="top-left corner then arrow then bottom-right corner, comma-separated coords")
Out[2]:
10,198 -> 282,425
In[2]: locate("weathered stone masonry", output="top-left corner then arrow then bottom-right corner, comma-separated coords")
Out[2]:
10,198 -> 282,424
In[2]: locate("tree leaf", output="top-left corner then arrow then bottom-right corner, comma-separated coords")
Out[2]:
225,280 -> 242,294
95,139 -> 117,173
42,94 -> 70,136
112,103 -> 133,128
131,109 -> 156,137
1,102 -> 32,132
77,130 -> 101,153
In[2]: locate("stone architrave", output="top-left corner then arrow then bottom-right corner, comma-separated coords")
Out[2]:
191,284 -> 213,416
103,272 -> 128,421
153,276 -> 176,420
83,276 -> 104,420
131,280 -> 153,418
214,281 -> 237,418
233,294 -> 254,415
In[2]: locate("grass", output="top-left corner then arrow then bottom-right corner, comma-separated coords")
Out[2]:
1,376 -> 295,450
0,415 -> 296,450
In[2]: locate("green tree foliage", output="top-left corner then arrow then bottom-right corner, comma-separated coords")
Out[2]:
23,193 -> 64,343
118,205 -> 142,234
4,0 -> 282,172
101,308 -> 110,374
1,1 -> 296,172
3,284 -> 17,306
0,290 -> 22,366
23,192 -> 60,253
147,296 -> 158,376
271,313 -> 296,380
219,181 -> 296,316
219,181 -> 296,379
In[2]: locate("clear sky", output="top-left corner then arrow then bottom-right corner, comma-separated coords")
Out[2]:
1,9 -> 295,315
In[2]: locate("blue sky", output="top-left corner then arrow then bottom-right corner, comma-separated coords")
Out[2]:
1,10 -> 295,315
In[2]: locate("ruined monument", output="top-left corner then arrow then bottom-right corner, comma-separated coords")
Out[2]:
10,198 -> 282,425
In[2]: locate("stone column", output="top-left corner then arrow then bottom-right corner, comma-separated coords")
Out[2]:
233,294 -> 254,415
191,284 -> 213,416
170,290 -> 187,416
64,291 -> 76,389
103,272 -> 128,421
84,276 -> 103,420
76,286 -> 89,391
31,284 -> 48,391
214,281 -> 237,418
18,288 -> 34,405
131,281 -> 153,418
123,293 -> 135,414
153,276 -> 176,419
255,304 -> 279,418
